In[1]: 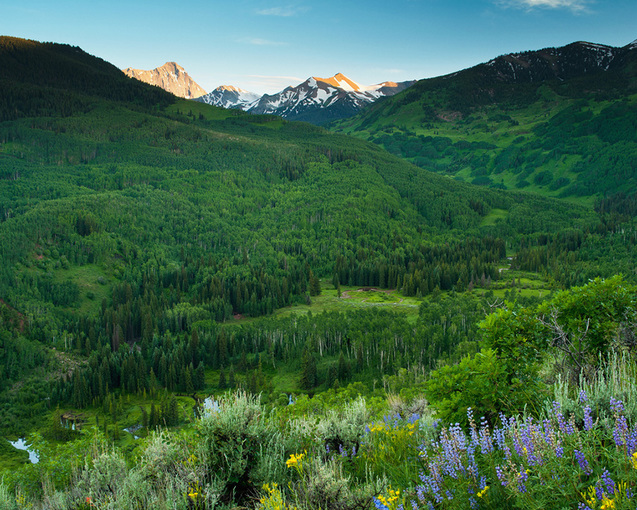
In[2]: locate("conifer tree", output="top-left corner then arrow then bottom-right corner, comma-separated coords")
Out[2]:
300,349 -> 317,389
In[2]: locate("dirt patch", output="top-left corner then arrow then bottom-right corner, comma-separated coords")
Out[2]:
437,111 -> 463,122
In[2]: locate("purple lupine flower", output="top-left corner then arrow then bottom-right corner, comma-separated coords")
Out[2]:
627,429 -> 637,456
595,484 -> 604,501
518,467 -> 529,493
553,405 -> 570,434
520,422 -> 542,466
479,416 -> 494,454
613,414 -> 629,447
578,504 -> 593,510
339,444 -> 347,457
574,449 -> 593,475
351,444 -> 357,457
496,465 -> 508,487
583,406 -> 594,431
421,474 -> 443,503
555,443 -> 564,458
374,497 -> 389,510
542,419 -> 554,442
493,426 -> 507,451
579,390 -> 588,403
610,397 -> 625,414
601,469 -> 616,495
512,432 -> 525,457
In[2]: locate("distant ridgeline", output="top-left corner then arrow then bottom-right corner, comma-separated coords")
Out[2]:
0,36 -> 176,121
332,39 -> 637,207
0,36 -> 635,438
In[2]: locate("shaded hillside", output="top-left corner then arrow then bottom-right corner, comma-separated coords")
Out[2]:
332,40 -> 637,203
0,36 -> 175,120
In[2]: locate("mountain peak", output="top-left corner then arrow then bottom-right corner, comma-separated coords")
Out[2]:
159,62 -> 185,73
313,73 -> 362,92
122,62 -> 206,99
195,85 -> 261,109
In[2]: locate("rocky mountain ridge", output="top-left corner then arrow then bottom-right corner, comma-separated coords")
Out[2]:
122,62 -> 206,99
196,73 -> 416,125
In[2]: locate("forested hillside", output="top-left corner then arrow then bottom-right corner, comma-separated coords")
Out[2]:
1,36 -> 637,510
332,40 -> 637,206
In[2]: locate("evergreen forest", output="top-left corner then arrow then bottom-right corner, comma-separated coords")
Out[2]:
1,36 -> 637,510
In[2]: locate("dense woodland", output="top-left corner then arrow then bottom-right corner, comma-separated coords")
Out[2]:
1,36 -> 637,509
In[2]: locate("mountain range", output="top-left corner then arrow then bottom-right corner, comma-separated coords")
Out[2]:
195,73 -> 416,124
333,39 -> 637,200
122,61 -> 207,99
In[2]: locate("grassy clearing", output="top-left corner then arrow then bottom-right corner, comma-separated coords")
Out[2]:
54,263 -> 112,316
479,208 -> 509,227
269,283 -> 421,323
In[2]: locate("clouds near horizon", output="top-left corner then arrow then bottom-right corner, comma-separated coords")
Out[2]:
497,0 -> 592,13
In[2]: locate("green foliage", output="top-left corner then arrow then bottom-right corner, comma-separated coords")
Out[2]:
424,347 -> 545,425
536,276 -> 637,368
425,276 -> 637,425
195,392 -> 285,505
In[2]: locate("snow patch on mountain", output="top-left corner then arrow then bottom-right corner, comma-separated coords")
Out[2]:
196,86 -> 261,109
194,73 -> 415,124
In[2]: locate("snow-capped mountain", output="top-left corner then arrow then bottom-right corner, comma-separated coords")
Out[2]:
122,62 -> 206,99
196,85 -> 261,109
194,73 -> 416,125
247,73 -> 416,124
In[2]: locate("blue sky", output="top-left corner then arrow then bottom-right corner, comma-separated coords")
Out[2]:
2,0 -> 636,94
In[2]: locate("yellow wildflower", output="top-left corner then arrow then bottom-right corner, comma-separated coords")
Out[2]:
600,495 -> 616,509
286,451 -> 306,469
477,486 -> 489,498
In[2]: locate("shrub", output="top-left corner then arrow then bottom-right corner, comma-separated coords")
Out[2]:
196,392 -> 285,505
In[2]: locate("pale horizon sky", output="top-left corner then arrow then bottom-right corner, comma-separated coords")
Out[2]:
2,0 -> 636,95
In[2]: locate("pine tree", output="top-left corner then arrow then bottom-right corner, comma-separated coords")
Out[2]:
309,270 -> 321,296
338,352 -> 350,382
300,349 -> 317,390
194,362 -> 205,390
168,396 -> 179,426
149,403 -> 158,429
184,364 -> 194,394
